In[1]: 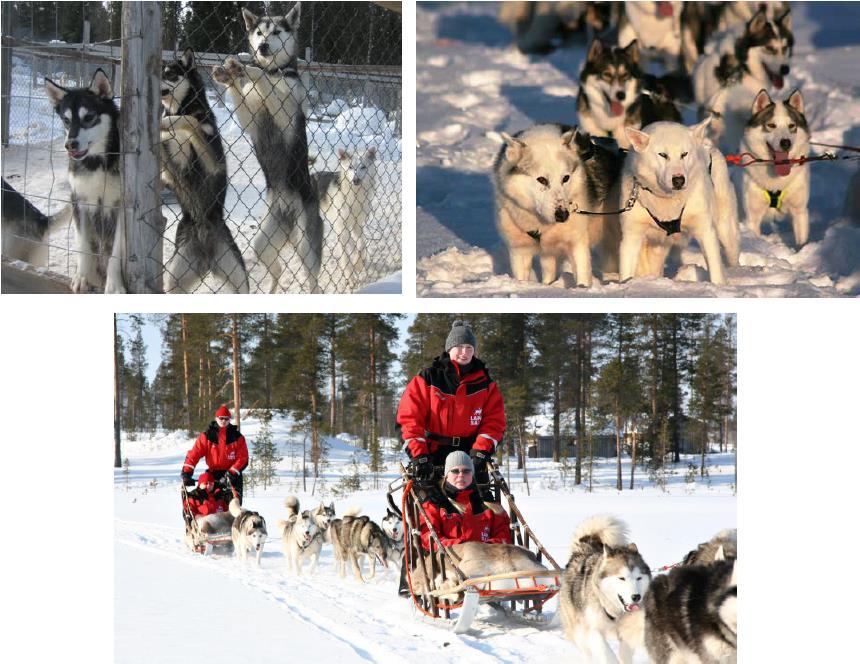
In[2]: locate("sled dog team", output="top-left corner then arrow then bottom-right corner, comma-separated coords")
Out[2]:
35,3 -> 378,294
496,3 -> 815,288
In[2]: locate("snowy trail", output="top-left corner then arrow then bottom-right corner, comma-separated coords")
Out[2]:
416,1 -> 860,297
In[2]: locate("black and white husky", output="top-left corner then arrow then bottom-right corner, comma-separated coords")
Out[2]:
276,496 -> 321,575
493,123 -> 622,287
230,497 -> 267,566
212,3 -> 322,293
1,178 -> 52,265
312,147 -> 378,291
160,48 -> 249,294
380,507 -> 404,556
740,89 -> 810,248
577,39 -> 681,149
44,69 -> 126,293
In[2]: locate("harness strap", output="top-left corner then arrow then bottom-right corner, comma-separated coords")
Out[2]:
526,229 -> 541,243
642,202 -> 685,235
762,187 -> 786,210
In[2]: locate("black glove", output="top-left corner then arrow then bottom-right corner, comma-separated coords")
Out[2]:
409,455 -> 434,483
218,474 -> 232,489
181,472 -> 195,486
470,448 -> 490,471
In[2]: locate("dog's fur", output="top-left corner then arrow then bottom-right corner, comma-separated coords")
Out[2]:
44,69 -> 126,293
329,509 -> 389,582
493,123 -> 622,287
618,2 -> 684,72
312,147 -> 377,291
276,495 -> 321,575
615,119 -> 739,284
559,515 -> 651,664
380,507 -> 404,557
1,178 -> 53,265
739,89 -> 810,248
230,497 -> 267,566
577,39 -> 681,149
160,48 -> 249,293
212,4 -> 321,293
644,558 -> 738,663
683,529 -> 738,566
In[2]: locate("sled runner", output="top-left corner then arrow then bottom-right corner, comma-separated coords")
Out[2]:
387,461 -> 562,633
181,478 -> 234,555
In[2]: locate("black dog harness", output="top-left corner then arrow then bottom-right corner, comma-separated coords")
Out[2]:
527,229 -> 542,243
642,203 -> 685,236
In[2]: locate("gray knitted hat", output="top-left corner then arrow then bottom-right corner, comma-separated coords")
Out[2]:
445,320 -> 477,352
444,450 -> 474,475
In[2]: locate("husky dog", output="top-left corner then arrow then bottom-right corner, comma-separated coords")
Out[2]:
160,48 -> 249,294
644,558 -> 738,663
493,123 -> 622,287
276,496 -> 321,575
739,89 -> 810,248
229,497 -> 267,566
616,119 -> 739,284
212,4 -> 321,293
497,2 -> 617,55
330,512 -> 390,582
380,507 -> 404,557
311,500 -> 336,532
313,147 -> 378,291
185,512 -> 235,553
1,178 -> 53,265
559,515 -> 651,664
618,2 -> 684,71
44,69 -> 125,293
577,39 -> 681,149
683,529 -> 738,566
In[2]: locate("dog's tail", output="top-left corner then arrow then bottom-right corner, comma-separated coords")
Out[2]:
229,498 -> 243,519
569,514 -> 629,555
284,495 -> 300,517
341,505 -> 361,518
275,519 -> 289,533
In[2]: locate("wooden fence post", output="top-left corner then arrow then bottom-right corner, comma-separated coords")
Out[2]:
121,2 -> 163,293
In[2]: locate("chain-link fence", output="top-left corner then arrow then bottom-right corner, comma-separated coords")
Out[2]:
1,1 -> 402,293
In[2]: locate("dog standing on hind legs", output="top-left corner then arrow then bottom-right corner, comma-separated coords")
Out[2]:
212,3 -> 321,293
160,47 -> 249,293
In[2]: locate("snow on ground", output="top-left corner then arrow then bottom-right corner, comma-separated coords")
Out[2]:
416,1 -> 860,297
2,62 -> 402,293
116,411 -> 735,663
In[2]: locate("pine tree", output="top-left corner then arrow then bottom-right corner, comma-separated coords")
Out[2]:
252,410 -> 282,490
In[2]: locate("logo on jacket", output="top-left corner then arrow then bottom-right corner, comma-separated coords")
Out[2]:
228,451 -> 236,461
470,408 -> 483,426
481,525 -> 490,542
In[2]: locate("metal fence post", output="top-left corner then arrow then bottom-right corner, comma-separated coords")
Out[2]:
121,1 -> 163,293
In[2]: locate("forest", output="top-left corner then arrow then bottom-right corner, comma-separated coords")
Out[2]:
115,313 -> 735,491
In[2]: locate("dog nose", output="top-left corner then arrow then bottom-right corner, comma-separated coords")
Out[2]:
632,594 -> 641,602
671,175 -> 685,190
616,91 -> 626,101
780,64 -> 790,76
65,139 -> 78,150
258,43 -> 270,56
555,208 -> 569,222
779,138 -> 792,151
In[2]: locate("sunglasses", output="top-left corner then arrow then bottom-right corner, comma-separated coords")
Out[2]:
448,467 -> 473,476
216,417 -> 230,421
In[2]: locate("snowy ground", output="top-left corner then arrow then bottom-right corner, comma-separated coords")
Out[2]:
416,1 -> 860,297
1,61 -> 402,293
115,411 -> 735,663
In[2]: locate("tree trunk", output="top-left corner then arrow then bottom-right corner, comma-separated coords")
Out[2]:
114,315 -> 122,467
701,422 -> 707,477
552,374 -> 560,462
180,314 -> 193,435
311,391 -> 319,480
231,315 -> 242,429
574,322 -> 583,485
520,419 -> 530,496
671,321 -> 681,463
629,427 -> 637,490
329,326 -> 337,432
615,411 -> 622,491
264,315 -> 272,409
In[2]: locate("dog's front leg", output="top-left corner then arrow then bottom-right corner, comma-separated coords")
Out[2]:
539,253 -> 558,285
350,552 -> 365,582
696,223 -> 726,285
586,631 -> 620,664
619,223 -> 646,282
571,240 -> 593,288
788,202 -> 810,248
104,209 -> 127,294
743,179 -> 768,238
509,245 -> 535,281
72,213 -> 99,293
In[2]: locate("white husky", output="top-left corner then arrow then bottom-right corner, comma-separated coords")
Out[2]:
313,147 -> 378,291
230,498 -> 267,566
617,119 -> 739,285
739,89 -> 810,248
276,496 -> 321,575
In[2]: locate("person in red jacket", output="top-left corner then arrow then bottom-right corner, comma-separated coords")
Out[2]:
181,405 -> 249,503
397,320 -> 506,493
182,472 -> 234,543
418,451 -> 512,550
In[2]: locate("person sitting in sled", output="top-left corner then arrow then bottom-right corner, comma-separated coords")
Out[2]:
183,472 -> 234,539
418,451 -> 512,550
397,320 -> 506,497
181,405 -> 248,503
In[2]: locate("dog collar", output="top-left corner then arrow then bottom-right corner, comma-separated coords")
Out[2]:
266,62 -> 299,77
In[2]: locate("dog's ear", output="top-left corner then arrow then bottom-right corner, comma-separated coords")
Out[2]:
181,47 -> 195,69
338,148 -> 349,161
586,37 -> 603,63
751,89 -> 774,116
776,9 -> 792,33
285,2 -> 301,30
690,117 -> 712,146
242,8 -> 258,31
44,78 -> 68,107
786,89 -> 804,115
623,39 -> 640,67
501,132 -> 526,165
625,126 -> 650,153
747,8 -> 768,35
89,69 -> 113,99
569,127 -> 594,160
715,545 -> 726,561
627,542 -> 639,554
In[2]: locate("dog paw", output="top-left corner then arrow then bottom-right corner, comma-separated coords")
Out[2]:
71,274 -> 94,293
223,57 -> 245,77
211,65 -> 233,85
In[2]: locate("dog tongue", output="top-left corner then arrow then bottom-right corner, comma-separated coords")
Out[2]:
657,2 -> 674,18
770,73 -> 785,89
772,150 -> 792,176
610,101 -> 625,117
627,603 -> 641,612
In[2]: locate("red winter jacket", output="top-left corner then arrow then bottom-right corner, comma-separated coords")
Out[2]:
419,483 -> 512,550
397,355 -> 506,460
182,422 -> 249,476
187,487 -> 231,517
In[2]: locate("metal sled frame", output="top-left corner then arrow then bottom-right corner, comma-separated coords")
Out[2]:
181,482 -> 234,555
387,461 -> 562,633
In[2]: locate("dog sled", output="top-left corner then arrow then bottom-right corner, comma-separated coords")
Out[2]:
387,461 -> 562,634
181,477 -> 234,555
